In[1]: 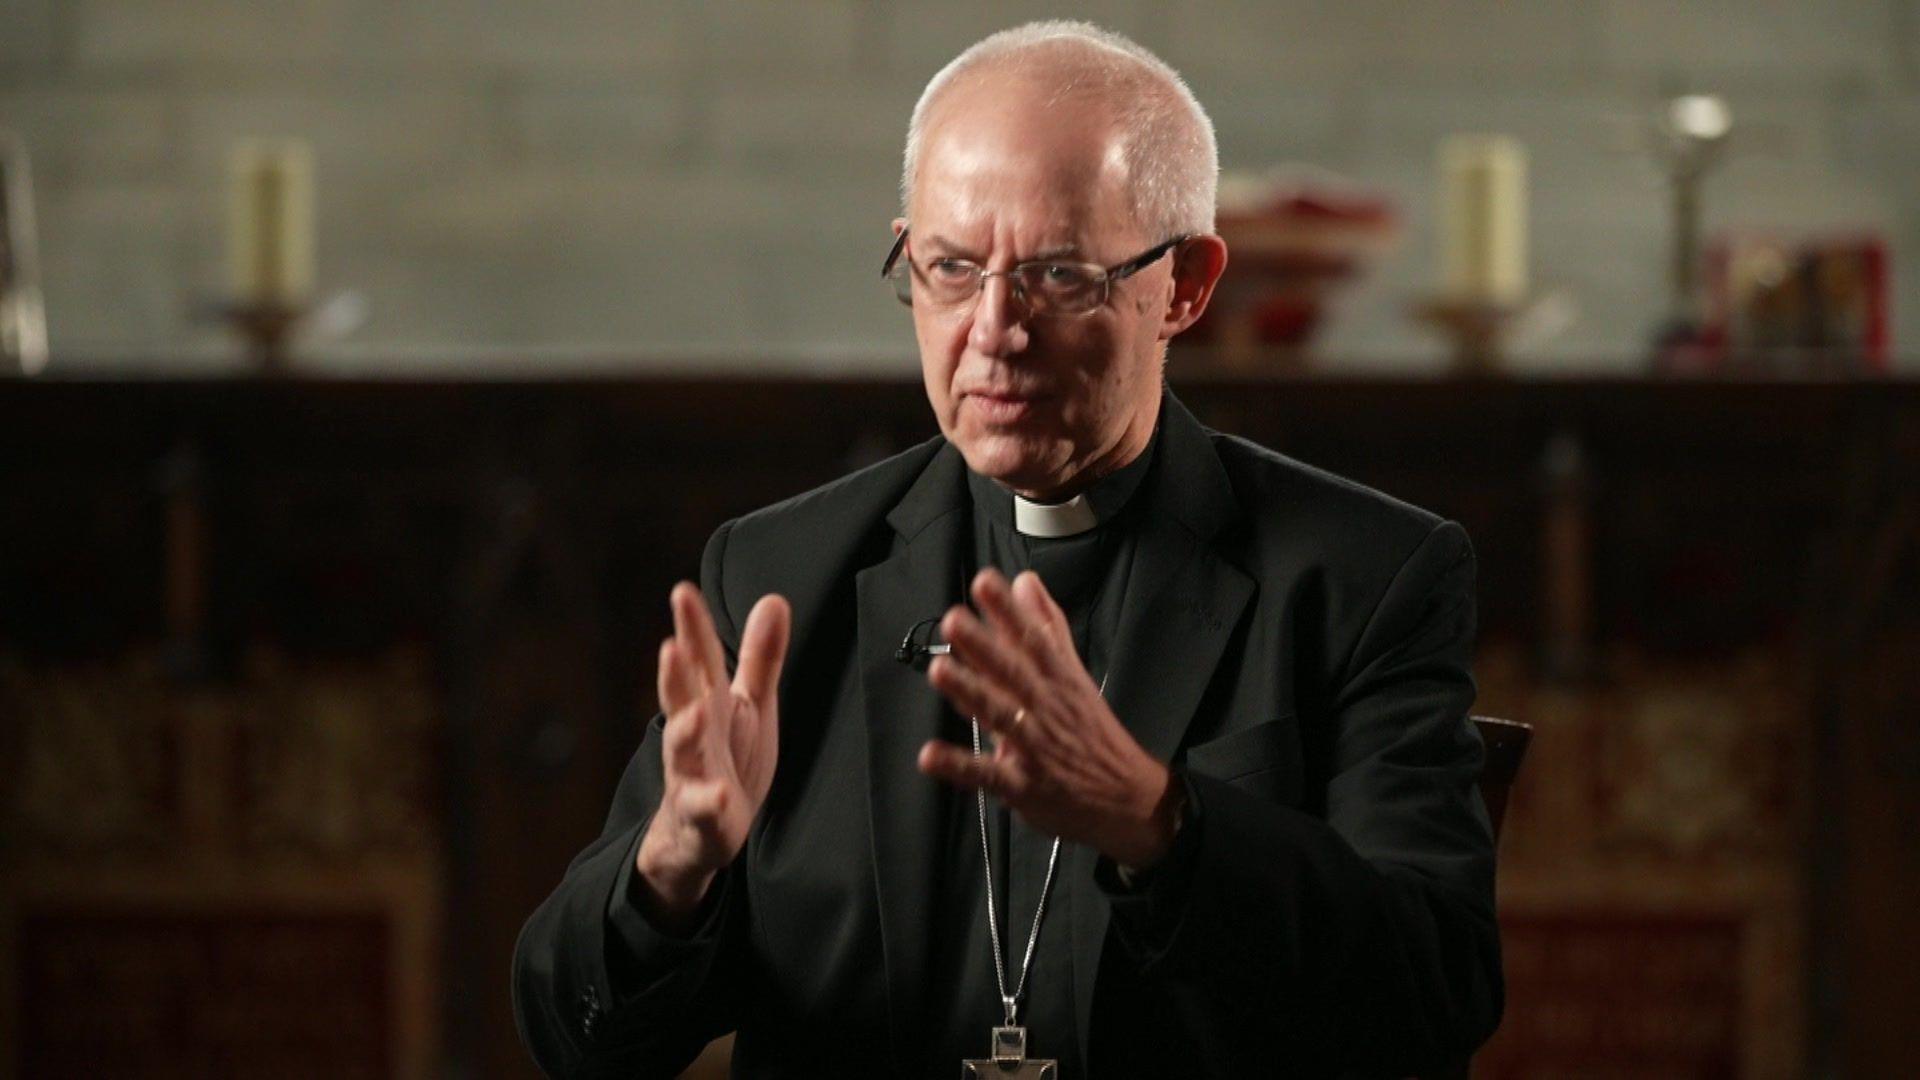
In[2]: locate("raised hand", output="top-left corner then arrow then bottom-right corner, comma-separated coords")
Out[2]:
634,581 -> 790,927
919,569 -> 1181,869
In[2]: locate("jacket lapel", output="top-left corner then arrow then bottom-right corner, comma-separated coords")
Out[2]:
855,442 -> 968,1064
1069,392 -> 1256,1063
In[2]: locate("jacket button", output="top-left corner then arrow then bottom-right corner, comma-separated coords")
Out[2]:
579,985 -> 603,1038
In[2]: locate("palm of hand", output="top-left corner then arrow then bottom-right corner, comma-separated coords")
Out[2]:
652,583 -> 790,878
660,685 -> 776,865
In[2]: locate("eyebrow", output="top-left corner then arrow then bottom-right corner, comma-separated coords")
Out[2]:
1028,243 -> 1085,261
920,234 -> 1085,262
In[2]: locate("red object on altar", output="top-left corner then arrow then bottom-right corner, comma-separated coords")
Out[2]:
1192,172 -> 1399,362
1684,231 -> 1893,375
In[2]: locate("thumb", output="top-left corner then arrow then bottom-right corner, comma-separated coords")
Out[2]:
733,594 -> 792,706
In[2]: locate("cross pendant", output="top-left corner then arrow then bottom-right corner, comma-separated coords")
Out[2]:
962,1025 -> 1057,1078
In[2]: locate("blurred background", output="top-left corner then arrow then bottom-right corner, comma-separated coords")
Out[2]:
2,2 -> 1916,1077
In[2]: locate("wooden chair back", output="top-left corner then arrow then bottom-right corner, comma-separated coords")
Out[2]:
1471,715 -> 1532,841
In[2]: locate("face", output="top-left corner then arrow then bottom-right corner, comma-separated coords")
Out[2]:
903,77 -> 1192,500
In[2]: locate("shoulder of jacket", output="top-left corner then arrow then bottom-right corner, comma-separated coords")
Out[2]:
718,433 -> 945,551
1208,431 -> 1449,550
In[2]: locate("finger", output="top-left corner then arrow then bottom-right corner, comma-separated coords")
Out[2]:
972,570 -> 1069,678
732,593 -> 791,706
671,581 -> 731,692
917,739 -> 1006,795
971,567 -> 1038,639
681,779 -> 730,825
988,745 -> 1033,801
662,696 -> 710,775
1011,570 -> 1074,647
1003,571 -> 1099,697
657,638 -> 677,713
926,654 -> 1031,744
940,603 -> 1049,713
658,638 -> 702,717
723,690 -> 769,783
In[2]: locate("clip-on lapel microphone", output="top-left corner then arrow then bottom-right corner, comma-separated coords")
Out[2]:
894,616 -> 952,665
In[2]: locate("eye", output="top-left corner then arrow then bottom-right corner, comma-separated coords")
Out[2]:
926,259 -> 976,283
1034,264 -> 1095,291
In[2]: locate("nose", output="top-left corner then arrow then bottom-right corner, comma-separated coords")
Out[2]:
967,272 -> 1031,358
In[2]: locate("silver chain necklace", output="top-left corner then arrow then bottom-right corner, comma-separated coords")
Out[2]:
970,721 -> 1059,1029
969,672 -> 1107,1030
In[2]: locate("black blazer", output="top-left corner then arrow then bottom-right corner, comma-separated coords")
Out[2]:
513,391 -> 1502,1078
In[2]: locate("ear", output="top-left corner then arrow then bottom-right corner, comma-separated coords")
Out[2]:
1157,234 -> 1229,341
891,217 -> 907,238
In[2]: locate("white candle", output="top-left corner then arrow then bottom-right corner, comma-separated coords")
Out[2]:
227,139 -> 315,306
1439,134 -> 1528,305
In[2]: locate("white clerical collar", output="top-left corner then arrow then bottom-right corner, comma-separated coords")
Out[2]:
1013,493 -> 1098,538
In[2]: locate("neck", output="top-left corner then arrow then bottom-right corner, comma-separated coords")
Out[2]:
1009,408 -> 1157,503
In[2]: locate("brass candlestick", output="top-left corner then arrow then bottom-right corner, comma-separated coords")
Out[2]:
1413,291 -> 1574,376
1414,298 -> 1521,374
197,292 -> 365,374
217,299 -> 308,373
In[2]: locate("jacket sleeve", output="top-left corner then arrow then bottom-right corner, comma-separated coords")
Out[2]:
511,522 -> 752,1078
1101,520 -> 1501,1076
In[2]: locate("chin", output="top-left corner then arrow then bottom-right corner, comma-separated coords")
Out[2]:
956,431 -> 1068,490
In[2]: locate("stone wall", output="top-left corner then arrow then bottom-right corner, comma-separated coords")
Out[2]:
3,0 -> 1916,373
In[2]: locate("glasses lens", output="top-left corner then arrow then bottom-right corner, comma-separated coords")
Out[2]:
884,252 -> 1112,316
1015,263 -> 1103,315
919,259 -> 983,305
890,259 -> 987,311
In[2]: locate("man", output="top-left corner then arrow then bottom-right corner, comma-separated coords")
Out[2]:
515,21 -> 1500,1079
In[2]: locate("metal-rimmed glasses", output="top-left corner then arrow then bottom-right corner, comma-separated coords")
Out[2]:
881,227 -> 1189,316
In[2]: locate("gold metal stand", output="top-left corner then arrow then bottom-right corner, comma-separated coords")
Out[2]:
217,300 -> 307,373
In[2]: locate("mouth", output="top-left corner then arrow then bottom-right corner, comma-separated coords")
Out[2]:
964,389 -> 1046,424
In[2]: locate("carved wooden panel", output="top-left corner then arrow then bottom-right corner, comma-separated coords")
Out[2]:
1484,913 -> 1743,1078
1473,645 -> 1808,1077
0,649 -> 440,1078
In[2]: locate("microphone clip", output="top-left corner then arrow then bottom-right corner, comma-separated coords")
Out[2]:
894,616 -> 952,666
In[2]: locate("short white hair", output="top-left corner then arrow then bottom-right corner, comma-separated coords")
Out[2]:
900,20 -> 1218,240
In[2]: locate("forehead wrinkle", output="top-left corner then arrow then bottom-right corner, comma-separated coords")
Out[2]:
911,159 -> 1118,252
913,176 -> 1097,259
916,232 -> 1088,267
919,137 -> 1110,208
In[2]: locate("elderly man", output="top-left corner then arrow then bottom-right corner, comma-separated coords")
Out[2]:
514,21 -> 1500,1079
